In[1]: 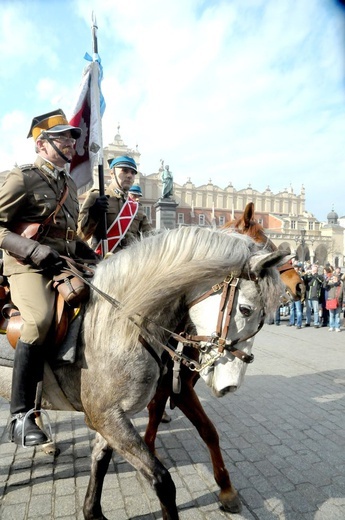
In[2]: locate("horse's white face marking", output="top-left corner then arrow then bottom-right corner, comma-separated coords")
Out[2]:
189,279 -> 264,397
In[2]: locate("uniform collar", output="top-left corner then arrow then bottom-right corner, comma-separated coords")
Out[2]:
108,180 -> 127,199
35,156 -> 66,180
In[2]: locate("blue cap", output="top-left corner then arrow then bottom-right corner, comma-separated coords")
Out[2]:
129,185 -> 142,196
108,155 -> 137,173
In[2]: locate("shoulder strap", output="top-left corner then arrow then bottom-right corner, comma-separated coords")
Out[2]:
52,182 -> 69,224
19,164 -> 35,171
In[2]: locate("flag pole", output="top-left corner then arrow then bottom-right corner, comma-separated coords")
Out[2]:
91,12 -> 108,256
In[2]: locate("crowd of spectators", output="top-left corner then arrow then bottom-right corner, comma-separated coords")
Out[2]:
268,262 -> 345,331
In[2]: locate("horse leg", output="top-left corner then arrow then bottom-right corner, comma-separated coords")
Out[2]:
84,411 -> 178,520
145,380 -> 170,453
83,433 -> 113,520
174,385 -> 242,513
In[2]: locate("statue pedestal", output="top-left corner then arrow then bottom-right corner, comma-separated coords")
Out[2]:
155,198 -> 179,229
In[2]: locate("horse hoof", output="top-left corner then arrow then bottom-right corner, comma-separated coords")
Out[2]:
219,492 -> 242,513
42,441 -> 60,456
161,411 -> 171,423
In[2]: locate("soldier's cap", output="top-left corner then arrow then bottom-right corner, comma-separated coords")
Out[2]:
108,155 -> 137,173
27,109 -> 82,141
128,185 -> 142,196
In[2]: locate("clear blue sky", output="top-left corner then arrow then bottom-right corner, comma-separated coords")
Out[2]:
1,0 -> 345,222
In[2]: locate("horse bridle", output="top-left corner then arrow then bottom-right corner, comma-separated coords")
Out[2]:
174,272 -> 264,364
139,270 -> 265,378
63,261 -> 265,375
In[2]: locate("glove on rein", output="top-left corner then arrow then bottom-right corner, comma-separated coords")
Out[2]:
1,232 -> 65,272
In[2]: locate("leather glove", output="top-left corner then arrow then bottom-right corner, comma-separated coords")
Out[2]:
89,195 -> 109,218
30,244 -> 65,272
1,233 -> 65,274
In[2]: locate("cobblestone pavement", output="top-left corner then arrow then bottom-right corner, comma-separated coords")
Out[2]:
1,319 -> 345,519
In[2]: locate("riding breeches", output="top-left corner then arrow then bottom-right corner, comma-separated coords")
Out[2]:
8,272 -> 55,345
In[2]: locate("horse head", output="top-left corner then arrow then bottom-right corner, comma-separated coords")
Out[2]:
188,249 -> 287,397
223,202 -> 304,301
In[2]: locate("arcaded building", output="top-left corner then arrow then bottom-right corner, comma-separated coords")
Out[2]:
1,127 -> 344,268
102,128 -> 344,268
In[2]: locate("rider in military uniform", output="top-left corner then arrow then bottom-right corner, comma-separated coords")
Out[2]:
77,156 -> 152,250
0,109 -> 98,446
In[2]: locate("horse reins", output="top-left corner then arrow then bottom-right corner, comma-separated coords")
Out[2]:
62,260 -> 262,374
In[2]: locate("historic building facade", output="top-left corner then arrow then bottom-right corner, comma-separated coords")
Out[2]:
1,127 -> 344,267
102,128 -> 344,268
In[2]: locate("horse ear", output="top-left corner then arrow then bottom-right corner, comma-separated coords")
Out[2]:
243,202 -> 255,228
249,250 -> 288,276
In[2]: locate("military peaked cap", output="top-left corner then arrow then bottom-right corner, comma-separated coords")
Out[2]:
27,109 -> 81,141
108,155 -> 137,173
128,184 -> 142,196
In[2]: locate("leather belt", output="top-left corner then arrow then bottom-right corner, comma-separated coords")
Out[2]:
46,227 -> 76,242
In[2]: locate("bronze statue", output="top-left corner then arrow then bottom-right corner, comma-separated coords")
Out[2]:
161,164 -> 173,199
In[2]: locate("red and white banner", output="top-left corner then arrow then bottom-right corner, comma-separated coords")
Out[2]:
95,199 -> 139,256
69,61 -> 103,192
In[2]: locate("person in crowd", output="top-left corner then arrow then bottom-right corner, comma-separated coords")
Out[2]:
288,300 -> 303,329
0,109 -> 98,446
333,267 -> 342,280
303,264 -> 323,328
323,274 -> 345,331
341,271 -> 345,320
320,265 -> 333,327
267,305 -> 281,326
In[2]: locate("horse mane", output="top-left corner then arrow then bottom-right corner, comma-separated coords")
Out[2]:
84,226 -> 283,350
93,226 -> 257,316
84,228 -> 255,344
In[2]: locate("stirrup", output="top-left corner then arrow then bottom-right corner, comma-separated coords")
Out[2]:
13,409 -> 53,448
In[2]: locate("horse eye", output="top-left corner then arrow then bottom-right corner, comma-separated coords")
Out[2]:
239,304 -> 253,317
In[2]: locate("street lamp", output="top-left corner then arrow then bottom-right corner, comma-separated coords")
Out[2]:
300,229 -> 306,263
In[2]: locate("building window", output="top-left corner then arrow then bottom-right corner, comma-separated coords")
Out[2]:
143,206 -> 151,222
178,213 -> 184,224
219,216 -> 225,226
291,220 -> 296,229
308,221 -> 313,231
199,214 -> 205,226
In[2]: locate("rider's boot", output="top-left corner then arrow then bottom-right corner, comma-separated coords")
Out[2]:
8,340 -> 48,446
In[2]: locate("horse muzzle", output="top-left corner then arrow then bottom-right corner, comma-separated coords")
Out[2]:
213,386 -> 237,397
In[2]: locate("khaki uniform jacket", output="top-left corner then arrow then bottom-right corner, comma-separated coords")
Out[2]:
0,156 -> 85,276
77,182 -> 152,250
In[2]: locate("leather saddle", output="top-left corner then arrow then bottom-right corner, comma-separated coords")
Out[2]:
0,286 -> 78,353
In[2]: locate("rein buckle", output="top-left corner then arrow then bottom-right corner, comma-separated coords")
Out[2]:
229,277 -> 239,287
